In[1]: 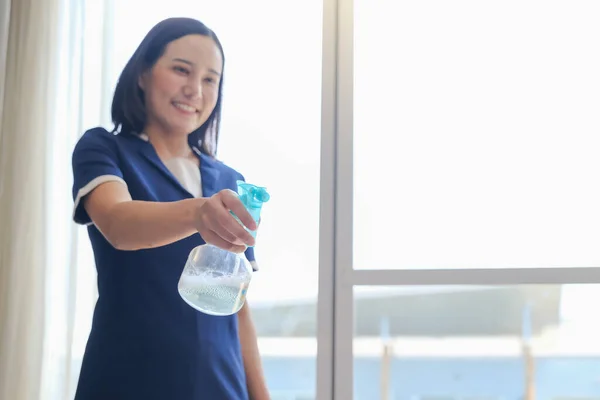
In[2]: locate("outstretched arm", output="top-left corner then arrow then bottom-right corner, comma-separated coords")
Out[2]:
84,181 -> 256,252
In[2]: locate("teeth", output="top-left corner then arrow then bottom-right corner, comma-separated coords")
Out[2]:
174,102 -> 196,112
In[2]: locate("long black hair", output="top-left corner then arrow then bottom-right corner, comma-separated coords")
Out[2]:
110,17 -> 225,156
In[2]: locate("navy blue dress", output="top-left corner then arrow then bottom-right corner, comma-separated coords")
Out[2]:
71,127 -> 256,400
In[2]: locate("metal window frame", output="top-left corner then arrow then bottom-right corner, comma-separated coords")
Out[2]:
315,0 -> 339,398
318,0 -> 600,399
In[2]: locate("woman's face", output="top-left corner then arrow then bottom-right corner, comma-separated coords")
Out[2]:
139,34 -> 223,137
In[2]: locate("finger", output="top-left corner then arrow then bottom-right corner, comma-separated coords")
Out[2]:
220,218 -> 255,247
216,226 -> 246,246
220,215 -> 255,247
209,200 -> 255,246
219,190 -> 258,231
202,230 -> 247,254
208,212 -> 246,245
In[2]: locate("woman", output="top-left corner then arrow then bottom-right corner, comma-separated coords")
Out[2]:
71,17 -> 270,400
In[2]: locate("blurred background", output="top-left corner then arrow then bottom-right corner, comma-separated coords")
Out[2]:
2,0 -> 600,399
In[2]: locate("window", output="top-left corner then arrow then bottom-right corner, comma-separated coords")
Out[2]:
353,285 -> 600,398
353,0 -> 600,271
338,0 -> 600,398
73,0 -> 600,399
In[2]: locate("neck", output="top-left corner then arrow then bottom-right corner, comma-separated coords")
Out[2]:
143,125 -> 193,160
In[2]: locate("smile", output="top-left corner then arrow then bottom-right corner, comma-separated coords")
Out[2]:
173,102 -> 197,113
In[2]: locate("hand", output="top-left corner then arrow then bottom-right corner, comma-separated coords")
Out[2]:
194,189 -> 257,253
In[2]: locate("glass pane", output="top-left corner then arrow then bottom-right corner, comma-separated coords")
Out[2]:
353,0 -> 600,270
353,285 -> 600,399
74,1 -> 323,397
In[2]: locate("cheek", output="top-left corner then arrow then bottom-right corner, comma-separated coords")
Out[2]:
202,88 -> 220,113
150,73 -> 178,102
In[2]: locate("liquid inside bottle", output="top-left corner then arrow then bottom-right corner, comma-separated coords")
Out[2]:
178,269 -> 250,316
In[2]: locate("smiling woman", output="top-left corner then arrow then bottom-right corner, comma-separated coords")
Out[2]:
71,17 -> 268,400
67,1 -> 324,399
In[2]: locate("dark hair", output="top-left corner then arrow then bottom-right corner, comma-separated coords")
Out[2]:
111,17 -> 225,156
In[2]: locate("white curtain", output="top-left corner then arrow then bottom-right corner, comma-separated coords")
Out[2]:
0,0 -> 112,399
0,0 -> 59,398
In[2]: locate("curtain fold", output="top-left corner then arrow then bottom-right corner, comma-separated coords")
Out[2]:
0,0 -> 61,399
41,0 -> 113,397
0,0 -> 111,398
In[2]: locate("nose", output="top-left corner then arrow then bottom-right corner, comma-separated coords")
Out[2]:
183,79 -> 202,99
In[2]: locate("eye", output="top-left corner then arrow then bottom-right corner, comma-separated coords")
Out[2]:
204,77 -> 218,85
173,65 -> 190,75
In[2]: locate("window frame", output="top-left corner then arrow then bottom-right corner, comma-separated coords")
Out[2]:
320,0 -> 600,399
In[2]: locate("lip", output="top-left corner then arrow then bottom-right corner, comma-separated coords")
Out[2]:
172,101 -> 199,114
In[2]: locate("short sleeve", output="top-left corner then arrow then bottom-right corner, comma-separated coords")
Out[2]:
72,128 -> 126,225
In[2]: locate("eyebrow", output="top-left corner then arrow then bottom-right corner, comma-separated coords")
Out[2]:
172,58 -> 221,76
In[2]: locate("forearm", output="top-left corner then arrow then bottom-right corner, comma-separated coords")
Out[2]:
238,303 -> 270,400
94,198 -> 201,250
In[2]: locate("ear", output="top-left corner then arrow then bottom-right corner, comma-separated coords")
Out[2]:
138,71 -> 148,90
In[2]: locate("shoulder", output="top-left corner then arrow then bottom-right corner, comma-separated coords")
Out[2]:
73,126 -> 119,153
71,127 -> 132,176
73,127 -> 143,162
78,126 -> 116,142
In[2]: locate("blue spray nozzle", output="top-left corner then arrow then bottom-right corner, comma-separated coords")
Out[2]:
237,180 -> 271,210
233,180 -> 270,242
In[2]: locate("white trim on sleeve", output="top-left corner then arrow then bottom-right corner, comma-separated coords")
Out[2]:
73,175 -> 127,225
